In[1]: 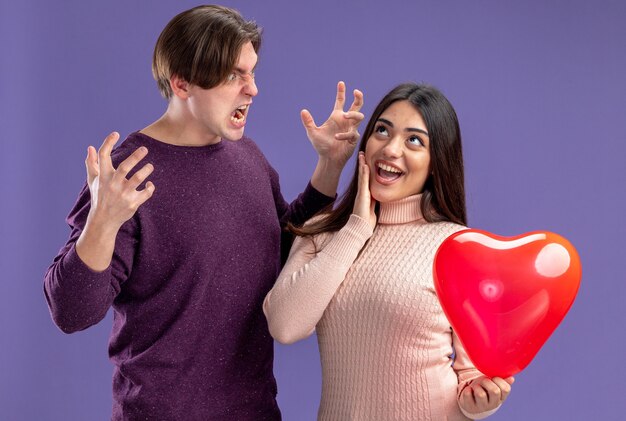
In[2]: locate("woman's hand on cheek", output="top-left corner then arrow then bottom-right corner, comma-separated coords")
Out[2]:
353,152 -> 377,230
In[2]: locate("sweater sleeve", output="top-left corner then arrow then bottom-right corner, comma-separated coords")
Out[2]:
452,329 -> 502,419
263,214 -> 373,344
266,164 -> 335,265
43,182 -> 137,334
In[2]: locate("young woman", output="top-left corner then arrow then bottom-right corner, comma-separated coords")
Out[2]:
263,83 -> 514,420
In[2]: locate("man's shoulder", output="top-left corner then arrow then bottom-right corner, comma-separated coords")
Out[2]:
231,135 -> 272,165
110,132 -> 146,162
234,135 -> 263,153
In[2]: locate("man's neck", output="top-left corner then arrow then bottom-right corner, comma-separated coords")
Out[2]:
141,105 -> 221,147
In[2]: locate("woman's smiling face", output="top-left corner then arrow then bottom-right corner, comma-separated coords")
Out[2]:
365,100 -> 431,203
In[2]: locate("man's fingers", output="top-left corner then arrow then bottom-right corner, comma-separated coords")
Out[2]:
333,81 -> 346,110
116,146 -> 149,179
97,132 -> 120,176
136,181 -> 156,206
85,146 -> 99,184
334,132 -> 360,142
127,162 -> 155,190
300,109 -> 317,131
348,89 -> 364,112
343,111 -> 365,122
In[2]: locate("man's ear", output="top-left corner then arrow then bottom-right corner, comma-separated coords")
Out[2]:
170,75 -> 191,99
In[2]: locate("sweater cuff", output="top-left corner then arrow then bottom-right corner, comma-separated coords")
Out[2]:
305,181 -> 336,205
63,243 -> 113,282
319,214 -> 373,265
459,405 -> 499,420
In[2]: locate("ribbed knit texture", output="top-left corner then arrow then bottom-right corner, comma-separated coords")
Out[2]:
264,195 -> 500,421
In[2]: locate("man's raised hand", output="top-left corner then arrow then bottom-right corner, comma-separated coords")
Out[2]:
85,132 -> 155,230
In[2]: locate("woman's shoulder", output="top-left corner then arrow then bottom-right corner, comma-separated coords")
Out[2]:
438,220 -> 467,232
422,221 -> 468,244
295,213 -> 365,252
298,213 -> 334,246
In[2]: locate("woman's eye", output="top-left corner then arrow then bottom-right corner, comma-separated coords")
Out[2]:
408,136 -> 424,146
374,125 -> 388,136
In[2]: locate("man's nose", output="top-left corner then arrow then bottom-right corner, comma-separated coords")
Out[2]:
243,77 -> 258,97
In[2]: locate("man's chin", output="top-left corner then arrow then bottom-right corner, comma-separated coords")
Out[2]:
222,128 -> 245,141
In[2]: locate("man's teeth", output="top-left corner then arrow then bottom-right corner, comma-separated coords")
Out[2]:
377,163 -> 402,174
231,105 -> 248,124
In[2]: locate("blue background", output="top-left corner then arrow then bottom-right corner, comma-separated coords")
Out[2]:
1,1 -> 625,419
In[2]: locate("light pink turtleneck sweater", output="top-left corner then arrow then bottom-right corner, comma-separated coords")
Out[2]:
264,195 -> 502,420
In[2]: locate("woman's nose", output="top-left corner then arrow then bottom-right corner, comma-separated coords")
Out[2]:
381,136 -> 403,159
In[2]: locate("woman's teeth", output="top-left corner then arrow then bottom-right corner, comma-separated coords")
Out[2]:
378,163 -> 401,174
377,163 -> 403,180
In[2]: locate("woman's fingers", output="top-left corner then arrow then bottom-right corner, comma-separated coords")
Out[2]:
360,152 -> 369,191
461,376 -> 514,415
355,152 -> 377,229
492,377 -> 513,401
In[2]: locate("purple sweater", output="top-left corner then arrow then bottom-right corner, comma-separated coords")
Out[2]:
44,132 -> 333,420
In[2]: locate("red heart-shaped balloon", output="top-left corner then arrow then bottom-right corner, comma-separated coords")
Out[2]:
433,229 -> 581,378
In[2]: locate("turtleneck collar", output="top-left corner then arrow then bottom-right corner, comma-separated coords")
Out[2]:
378,194 -> 425,225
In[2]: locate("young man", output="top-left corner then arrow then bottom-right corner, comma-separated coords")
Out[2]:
44,5 -> 363,420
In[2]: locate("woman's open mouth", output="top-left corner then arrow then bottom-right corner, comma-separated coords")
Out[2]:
375,161 -> 403,183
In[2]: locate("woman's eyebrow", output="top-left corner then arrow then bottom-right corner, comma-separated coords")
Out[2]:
377,118 -> 429,136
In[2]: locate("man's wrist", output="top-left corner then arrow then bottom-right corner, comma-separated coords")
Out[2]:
316,156 -> 345,176
75,212 -> 122,272
84,209 -> 123,240
310,158 -> 344,198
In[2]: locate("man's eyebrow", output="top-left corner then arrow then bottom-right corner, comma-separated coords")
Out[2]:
233,66 -> 256,74
377,118 -> 429,137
